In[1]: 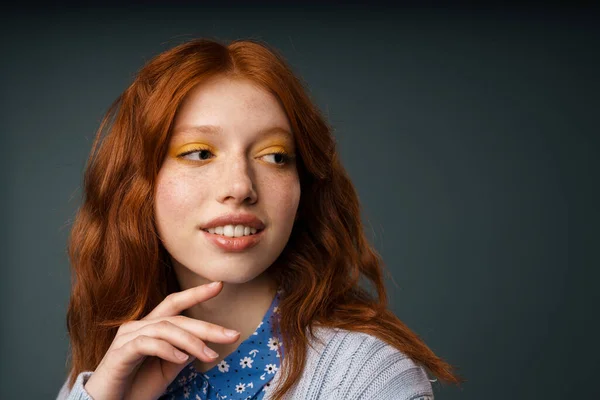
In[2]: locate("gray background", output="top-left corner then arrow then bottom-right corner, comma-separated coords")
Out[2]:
1,3 -> 598,399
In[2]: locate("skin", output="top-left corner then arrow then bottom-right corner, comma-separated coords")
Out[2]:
154,76 -> 301,373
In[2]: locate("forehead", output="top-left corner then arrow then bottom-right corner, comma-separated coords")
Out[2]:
172,77 -> 293,142
176,77 -> 289,121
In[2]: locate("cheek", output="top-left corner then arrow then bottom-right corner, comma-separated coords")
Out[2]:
155,173 -> 197,230
266,177 -> 300,221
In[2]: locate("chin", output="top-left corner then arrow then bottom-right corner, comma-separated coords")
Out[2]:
182,259 -> 270,284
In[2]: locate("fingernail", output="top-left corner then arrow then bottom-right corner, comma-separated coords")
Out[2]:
204,347 -> 219,358
174,349 -> 189,360
225,329 -> 240,337
209,281 -> 221,288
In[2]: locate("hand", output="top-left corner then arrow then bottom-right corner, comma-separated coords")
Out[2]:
83,281 -> 240,400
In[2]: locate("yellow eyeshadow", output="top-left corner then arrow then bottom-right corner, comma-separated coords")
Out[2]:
258,138 -> 294,154
171,141 -> 292,154
169,143 -> 213,158
260,146 -> 288,154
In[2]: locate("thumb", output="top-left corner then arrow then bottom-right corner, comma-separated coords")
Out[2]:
129,356 -> 196,400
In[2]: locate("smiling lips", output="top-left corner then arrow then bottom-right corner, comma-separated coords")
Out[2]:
201,212 -> 265,231
199,212 -> 266,251
202,224 -> 260,237
201,226 -> 265,252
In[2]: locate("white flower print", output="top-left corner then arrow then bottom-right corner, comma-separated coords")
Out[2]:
195,395 -> 202,400
267,337 -> 281,351
235,383 -> 246,393
265,363 -> 278,374
178,375 -> 188,386
273,306 -> 280,314
217,359 -> 230,373
240,356 -> 254,369
183,385 -> 191,399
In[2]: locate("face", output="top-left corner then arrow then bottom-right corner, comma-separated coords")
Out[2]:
154,76 -> 300,285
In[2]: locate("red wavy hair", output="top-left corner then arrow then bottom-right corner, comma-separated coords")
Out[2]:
64,37 -> 465,397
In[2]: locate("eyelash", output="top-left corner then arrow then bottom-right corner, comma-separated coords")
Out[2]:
177,148 -> 294,166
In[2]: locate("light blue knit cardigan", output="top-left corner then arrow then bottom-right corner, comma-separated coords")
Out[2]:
57,326 -> 435,400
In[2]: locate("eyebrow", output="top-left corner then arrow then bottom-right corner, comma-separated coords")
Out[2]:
172,125 -> 293,140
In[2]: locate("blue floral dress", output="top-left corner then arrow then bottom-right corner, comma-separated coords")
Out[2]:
160,288 -> 285,400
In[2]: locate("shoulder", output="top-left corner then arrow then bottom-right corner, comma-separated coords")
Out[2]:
281,326 -> 435,400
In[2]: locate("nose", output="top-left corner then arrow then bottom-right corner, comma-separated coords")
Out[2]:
217,155 -> 258,205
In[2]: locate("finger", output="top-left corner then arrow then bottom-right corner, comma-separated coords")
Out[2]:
114,320 -> 225,363
143,281 -> 222,320
115,315 -> 240,347
109,335 -> 193,377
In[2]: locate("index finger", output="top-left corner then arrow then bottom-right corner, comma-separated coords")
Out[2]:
143,281 -> 222,320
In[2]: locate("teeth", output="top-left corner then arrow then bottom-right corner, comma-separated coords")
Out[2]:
205,224 -> 258,237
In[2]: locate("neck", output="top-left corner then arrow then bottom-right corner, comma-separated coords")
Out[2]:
171,260 -> 278,370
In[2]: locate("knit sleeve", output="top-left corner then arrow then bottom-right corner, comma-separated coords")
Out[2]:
352,362 -> 435,400
55,371 -> 95,400
274,327 -> 437,400
339,336 -> 435,400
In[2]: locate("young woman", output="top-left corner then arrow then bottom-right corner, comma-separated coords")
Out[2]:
56,38 -> 464,400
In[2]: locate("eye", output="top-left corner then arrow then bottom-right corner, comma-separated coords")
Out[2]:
177,148 -> 295,166
178,148 -> 214,161
261,150 -> 295,166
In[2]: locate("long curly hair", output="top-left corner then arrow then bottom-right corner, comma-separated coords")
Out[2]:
64,37 -> 465,398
